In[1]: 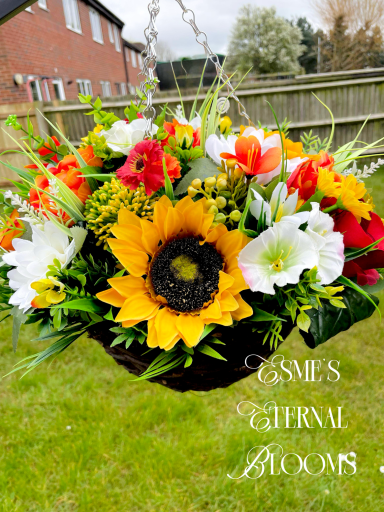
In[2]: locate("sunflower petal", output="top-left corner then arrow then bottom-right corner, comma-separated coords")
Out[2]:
175,195 -> 194,213
108,275 -> 147,298
218,290 -> 239,312
231,294 -> 253,321
202,223 -> 228,245
183,201 -> 204,235
118,209 -> 142,227
164,208 -> 184,240
111,224 -> 144,245
115,295 -> 159,322
158,195 -> 173,208
176,313 -> 205,348
218,271 -> 235,294
154,201 -> 168,242
200,298 -> 222,321
163,334 -> 180,351
147,317 -> 159,348
228,269 -> 249,295
216,230 -> 250,258
140,218 -> 160,255
96,288 -> 126,307
203,311 -> 233,327
108,238 -> 141,252
113,249 -> 149,277
155,307 -> 179,349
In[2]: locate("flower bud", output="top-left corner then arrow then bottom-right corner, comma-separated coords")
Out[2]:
217,179 -> 227,190
188,186 -> 198,198
205,177 -> 217,188
191,178 -> 202,189
208,205 -> 219,215
206,198 -> 217,208
217,173 -> 228,181
226,159 -> 237,170
234,168 -> 244,179
216,196 -> 227,209
215,213 -> 226,224
230,210 -> 242,222
219,191 -> 232,199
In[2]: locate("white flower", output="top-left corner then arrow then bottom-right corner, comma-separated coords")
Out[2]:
250,182 -> 309,227
174,105 -> 202,130
206,133 -> 238,168
304,203 -> 344,285
99,119 -> 158,156
2,222 -> 75,312
238,222 -> 318,294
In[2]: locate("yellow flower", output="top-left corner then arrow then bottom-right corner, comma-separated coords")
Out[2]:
175,124 -> 194,147
265,132 -> 306,159
31,278 -> 66,309
93,124 -> 104,134
220,116 -> 232,134
337,174 -> 373,221
316,168 -> 342,197
97,196 -> 253,350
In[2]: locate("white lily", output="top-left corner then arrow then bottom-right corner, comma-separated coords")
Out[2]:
2,222 -> 75,312
250,182 -> 309,227
205,133 -> 238,168
174,105 -> 202,130
305,203 -> 345,285
238,222 -> 318,294
99,119 -> 158,156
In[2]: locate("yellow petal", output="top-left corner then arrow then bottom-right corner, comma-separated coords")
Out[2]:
155,307 -> 179,349
231,294 -> 253,321
108,275 -> 147,299
227,269 -> 249,295
118,208 -> 142,227
30,279 -> 54,293
208,311 -> 233,326
31,290 -> 51,309
113,249 -> 149,277
200,298 -> 222,321
110,224 -> 145,249
218,271 -> 235,294
46,290 -> 66,304
163,334 -> 180,351
216,230 -> 249,259
174,195 -> 194,213
203,223 -> 227,244
140,218 -> 160,255
97,288 -> 126,307
153,201 -> 168,242
115,295 -> 159,322
200,213 -> 215,239
158,195 -> 173,208
122,309 -> 158,328
218,290 -> 239,312
108,238 -> 139,252
164,208 -> 184,240
182,201 -> 204,236
147,317 -> 159,348
176,313 -> 205,348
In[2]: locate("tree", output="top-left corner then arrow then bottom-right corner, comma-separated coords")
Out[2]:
293,17 -> 317,74
311,0 -> 384,33
227,6 -> 304,75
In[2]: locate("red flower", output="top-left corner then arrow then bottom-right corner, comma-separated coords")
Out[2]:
287,151 -> 334,200
163,119 -> 201,148
220,135 -> 281,177
334,210 -> 384,286
38,136 -> 60,163
117,140 -> 165,195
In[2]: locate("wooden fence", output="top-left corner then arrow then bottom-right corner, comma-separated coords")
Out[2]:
2,67 -> 384,185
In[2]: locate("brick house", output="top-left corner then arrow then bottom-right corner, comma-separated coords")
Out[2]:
0,0 -> 145,104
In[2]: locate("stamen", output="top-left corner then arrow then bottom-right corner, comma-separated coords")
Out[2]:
269,246 -> 293,272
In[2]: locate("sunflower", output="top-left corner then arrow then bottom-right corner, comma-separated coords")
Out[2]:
97,196 -> 253,350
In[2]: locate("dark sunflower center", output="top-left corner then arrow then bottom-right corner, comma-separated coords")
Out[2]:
150,237 -> 223,313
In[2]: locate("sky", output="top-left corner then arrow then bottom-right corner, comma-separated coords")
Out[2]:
102,0 -> 316,58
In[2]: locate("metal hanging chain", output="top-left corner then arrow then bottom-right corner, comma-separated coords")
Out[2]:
137,0 -> 161,139
174,0 -> 253,126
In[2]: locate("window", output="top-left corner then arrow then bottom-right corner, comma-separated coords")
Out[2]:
131,50 -> 137,68
125,47 -> 130,62
25,6 -> 34,12
29,79 -> 42,101
89,8 -> 103,44
77,79 -> 92,96
38,0 -> 48,9
63,0 -> 82,34
113,25 -> 121,52
100,81 -> 112,97
138,54 -> 143,69
128,83 -> 136,95
52,79 -> 66,100
108,21 -> 114,43
121,83 -> 127,95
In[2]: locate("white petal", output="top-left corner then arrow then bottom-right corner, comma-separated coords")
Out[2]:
250,199 -> 272,225
281,189 -> 299,217
270,183 -> 287,215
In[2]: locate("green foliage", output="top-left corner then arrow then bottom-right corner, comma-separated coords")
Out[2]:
174,158 -> 218,195
300,130 -> 329,154
78,94 -> 120,129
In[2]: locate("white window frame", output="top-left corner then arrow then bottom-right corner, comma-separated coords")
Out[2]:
25,6 -> 34,13
100,81 -> 112,97
89,8 -> 103,44
63,0 -> 82,34
138,54 -> 143,69
28,77 -> 42,101
128,83 -> 136,95
113,25 -> 121,52
77,79 -> 93,97
52,79 -> 66,100
125,47 -> 130,62
38,0 -> 48,10
121,83 -> 127,95
108,21 -> 114,43
131,50 -> 137,68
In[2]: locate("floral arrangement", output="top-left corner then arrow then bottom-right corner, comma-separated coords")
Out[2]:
0,81 -> 383,383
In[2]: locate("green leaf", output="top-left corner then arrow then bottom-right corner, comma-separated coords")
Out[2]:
52,299 -> 105,314
264,178 -> 280,201
248,182 -> 267,201
10,306 -> 29,352
174,158 -> 219,196
110,334 -> 128,347
181,344 -> 194,354
344,237 -> 384,261
0,160 -> 35,184
297,311 -> 311,332
154,103 -> 168,128
248,306 -> 285,323
162,157 -> 174,200
300,287 -> 379,348
184,354 -> 193,368
199,323 -> 217,341
196,344 -> 227,361
360,278 -> 384,295
93,97 -> 102,110
337,275 -> 381,319
69,226 -> 88,255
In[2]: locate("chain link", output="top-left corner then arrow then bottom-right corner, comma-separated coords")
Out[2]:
137,0 -> 160,138
174,0 -> 253,126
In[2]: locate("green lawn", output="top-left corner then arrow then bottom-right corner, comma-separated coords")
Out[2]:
0,170 -> 383,511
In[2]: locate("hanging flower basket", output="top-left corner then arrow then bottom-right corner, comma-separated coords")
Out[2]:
0,0 -> 382,390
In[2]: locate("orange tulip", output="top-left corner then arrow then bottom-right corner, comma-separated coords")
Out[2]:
0,209 -> 24,252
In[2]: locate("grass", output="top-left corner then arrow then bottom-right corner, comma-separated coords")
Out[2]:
0,170 -> 384,511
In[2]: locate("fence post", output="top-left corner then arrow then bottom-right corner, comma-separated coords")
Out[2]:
34,102 -> 49,138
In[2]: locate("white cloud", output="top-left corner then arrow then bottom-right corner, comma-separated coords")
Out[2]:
102,0 -> 317,58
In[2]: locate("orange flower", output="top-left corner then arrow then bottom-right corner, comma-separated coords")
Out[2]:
164,153 -> 181,182
220,135 -> 281,176
0,209 -> 24,251
163,119 -> 201,148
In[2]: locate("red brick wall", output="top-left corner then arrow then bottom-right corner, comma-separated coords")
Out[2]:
124,46 -> 143,91
0,0 -> 133,104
